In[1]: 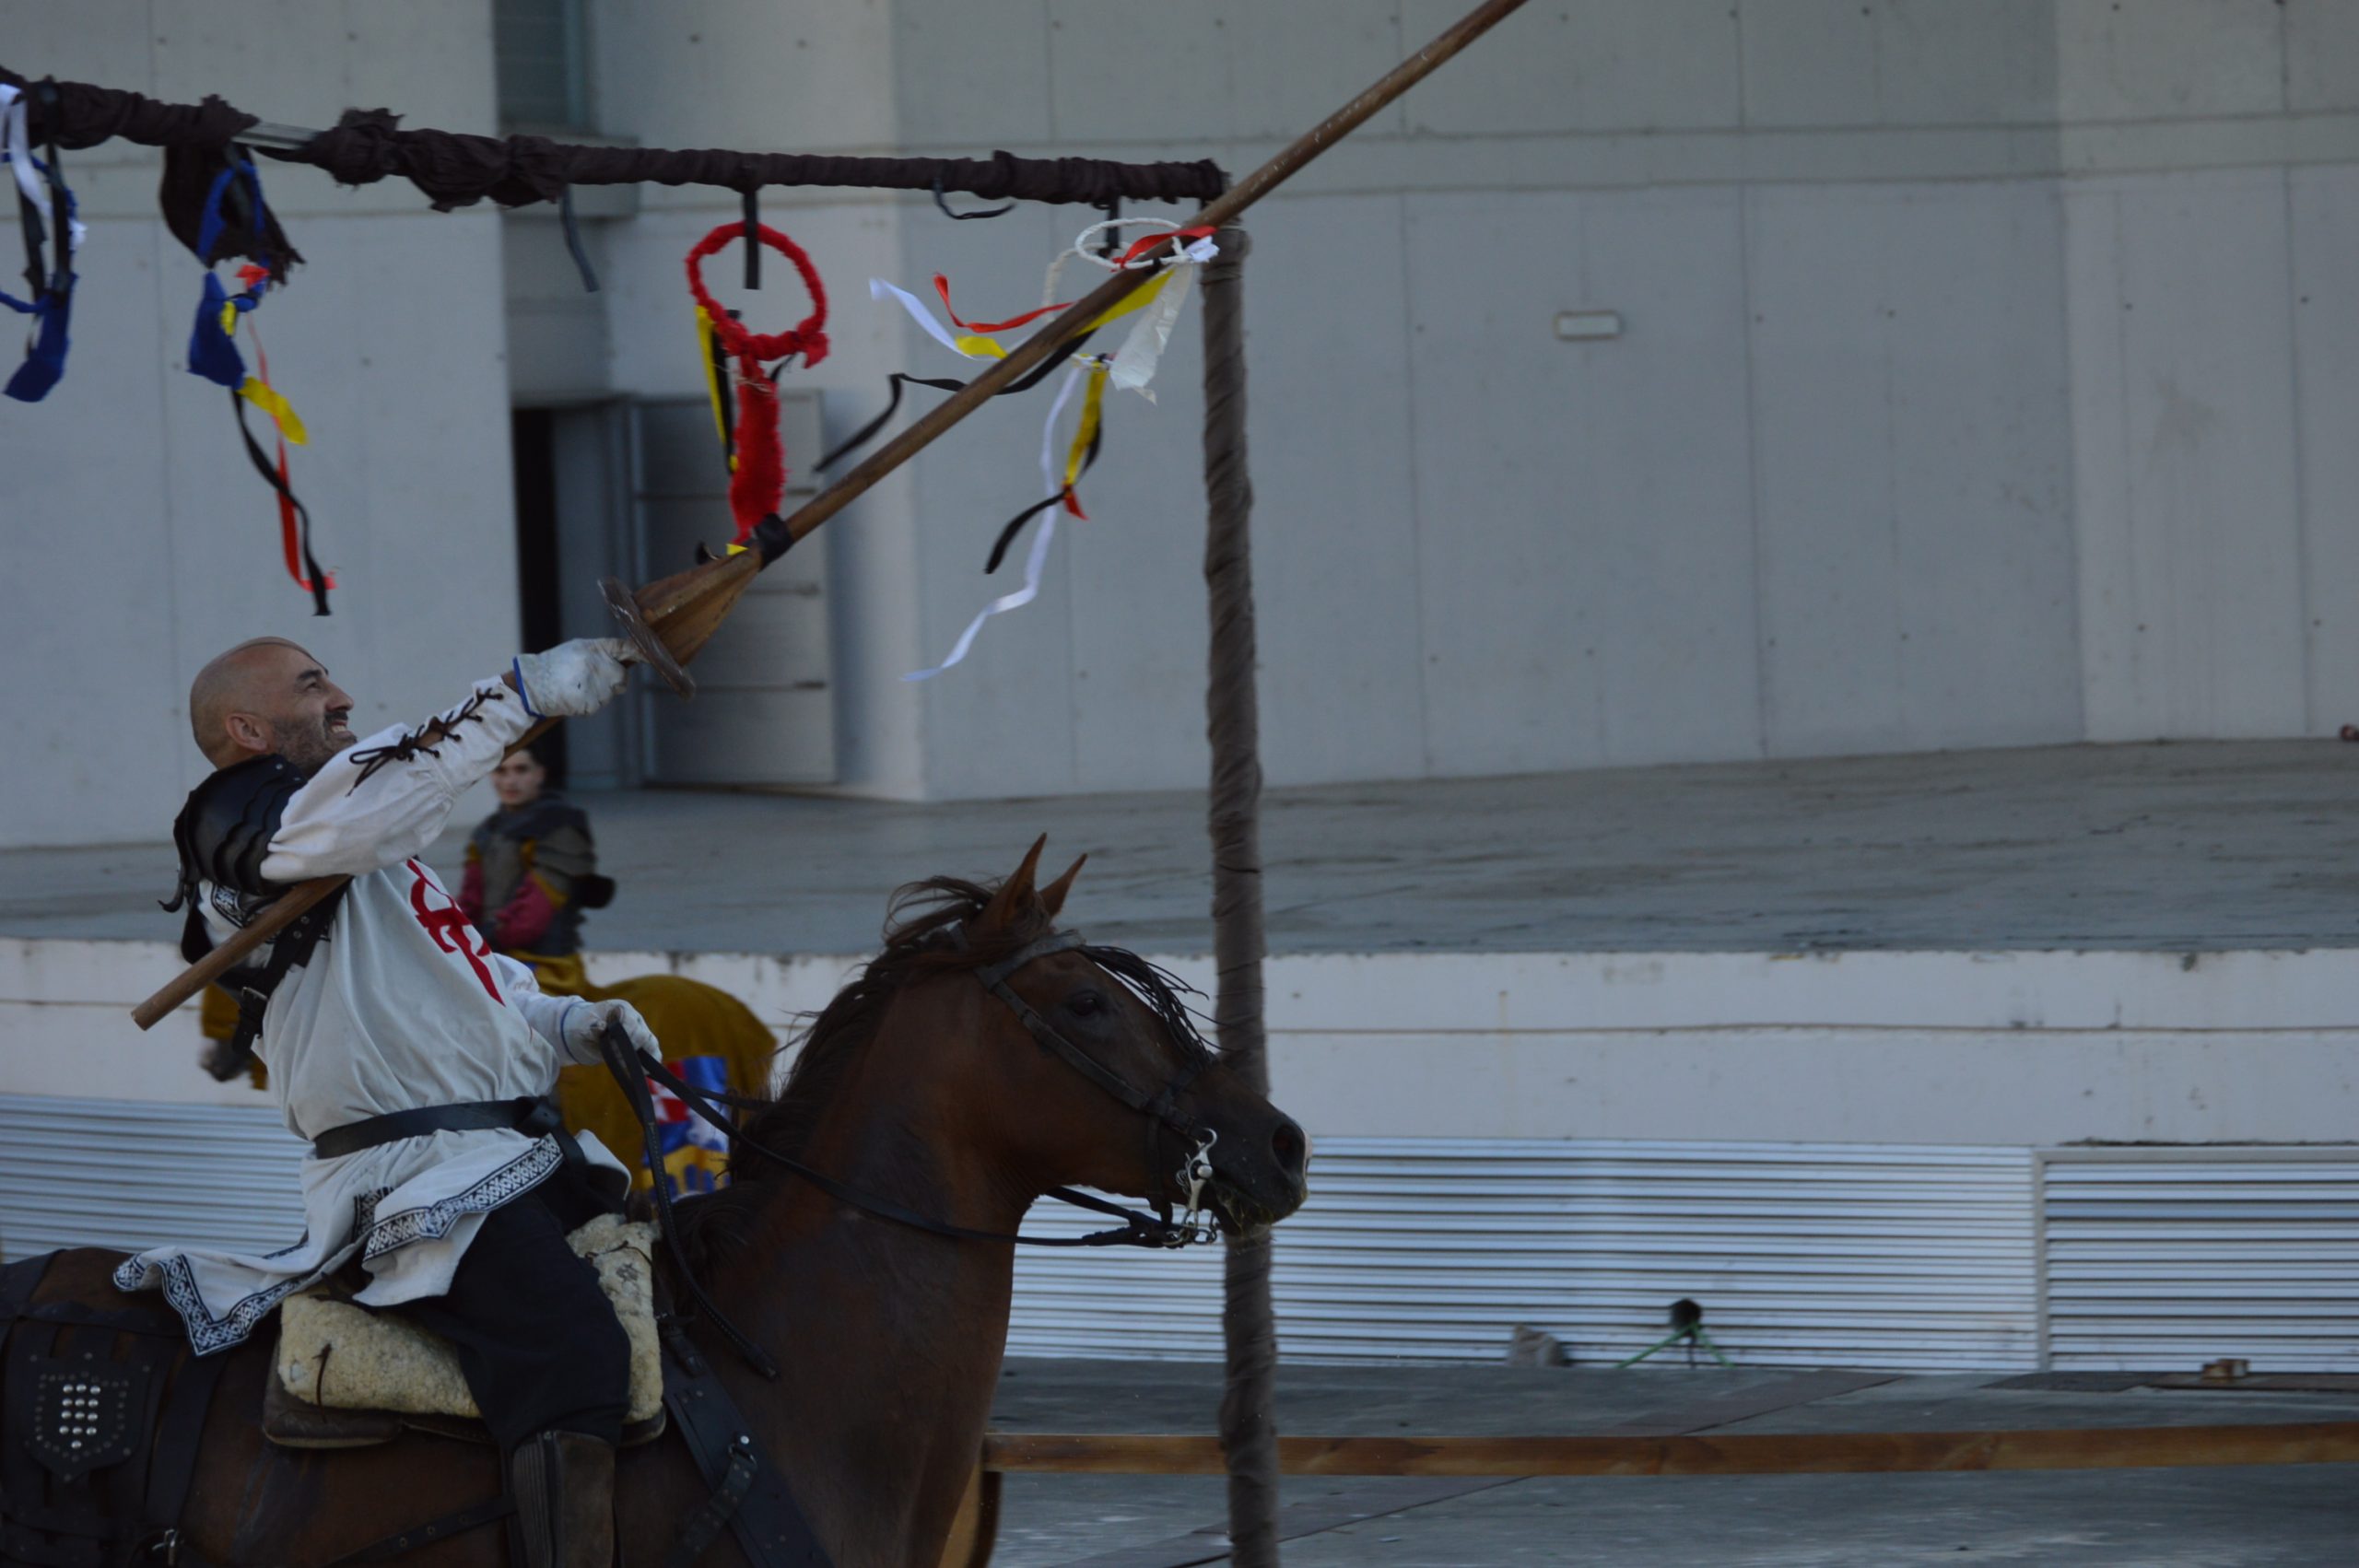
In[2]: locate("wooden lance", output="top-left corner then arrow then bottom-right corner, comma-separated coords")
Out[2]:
130,0 -> 1534,1030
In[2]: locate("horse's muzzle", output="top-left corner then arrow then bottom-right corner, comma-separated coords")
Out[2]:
1203,1111 -> 1309,1237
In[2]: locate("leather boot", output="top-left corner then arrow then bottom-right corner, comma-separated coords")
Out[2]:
511,1429 -> 616,1568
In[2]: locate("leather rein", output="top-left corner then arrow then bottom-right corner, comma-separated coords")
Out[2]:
600,924 -> 1219,1378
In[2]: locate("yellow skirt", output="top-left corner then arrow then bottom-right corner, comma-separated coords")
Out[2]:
517,951 -> 781,1190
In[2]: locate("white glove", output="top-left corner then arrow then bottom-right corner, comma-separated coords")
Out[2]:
512,638 -> 633,719
561,997 -> 661,1068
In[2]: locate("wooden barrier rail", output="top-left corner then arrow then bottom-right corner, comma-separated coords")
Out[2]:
980,1422 -> 2359,1477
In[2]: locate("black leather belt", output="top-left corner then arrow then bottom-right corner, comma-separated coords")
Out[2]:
311,1095 -> 575,1162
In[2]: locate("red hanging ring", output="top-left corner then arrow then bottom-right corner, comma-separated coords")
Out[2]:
684,220 -> 829,367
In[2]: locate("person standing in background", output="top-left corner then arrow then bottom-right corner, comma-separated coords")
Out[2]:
456,743 -> 772,1197
458,743 -> 604,976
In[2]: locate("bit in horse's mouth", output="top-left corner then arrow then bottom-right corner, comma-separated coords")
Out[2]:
1203,1178 -> 1283,1240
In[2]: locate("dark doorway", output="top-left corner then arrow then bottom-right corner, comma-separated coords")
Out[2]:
509,407 -> 569,787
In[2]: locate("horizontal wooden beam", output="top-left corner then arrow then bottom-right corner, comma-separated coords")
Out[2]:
981,1422 -> 2359,1477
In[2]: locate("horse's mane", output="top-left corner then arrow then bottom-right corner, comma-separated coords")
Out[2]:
670,872 -> 1212,1268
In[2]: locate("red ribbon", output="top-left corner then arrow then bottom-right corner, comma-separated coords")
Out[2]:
683,222 -> 830,369
683,222 -> 830,544
236,263 -> 331,596
933,275 -> 1069,335
1111,226 -> 1215,269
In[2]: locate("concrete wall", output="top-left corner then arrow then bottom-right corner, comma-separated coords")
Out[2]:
0,0 -> 518,847
6,1 -> 2359,842
883,0 -> 2359,797
18,935 -> 2354,1148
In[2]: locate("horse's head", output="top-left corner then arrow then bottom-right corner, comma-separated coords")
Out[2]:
894,838 -> 1309,1238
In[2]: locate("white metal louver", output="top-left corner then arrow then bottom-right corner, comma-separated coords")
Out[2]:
1009,1139 -> 2040,1369
2041,1150 -> 2359,1372
0,1094 -> 307,1264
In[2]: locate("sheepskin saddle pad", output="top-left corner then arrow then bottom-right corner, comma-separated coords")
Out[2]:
262,1215 -> 664,1449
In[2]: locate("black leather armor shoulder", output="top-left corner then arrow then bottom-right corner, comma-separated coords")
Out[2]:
170,754 -> 305,903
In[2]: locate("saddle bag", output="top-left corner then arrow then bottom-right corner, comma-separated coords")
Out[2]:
0,1254 -> 228,1568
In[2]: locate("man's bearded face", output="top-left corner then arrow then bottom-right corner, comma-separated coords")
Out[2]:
256,650 -> 357,772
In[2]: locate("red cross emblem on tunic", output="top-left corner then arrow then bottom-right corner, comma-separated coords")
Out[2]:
406,860 -> 502,1002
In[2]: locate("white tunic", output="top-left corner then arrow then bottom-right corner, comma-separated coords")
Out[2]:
114,676 -> 630,1353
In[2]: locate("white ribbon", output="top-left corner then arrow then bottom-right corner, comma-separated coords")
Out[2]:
870,275 -> 980,359
1106,258 -> 1198,399
904,362 -> 1092,682
0,85 -> 88,265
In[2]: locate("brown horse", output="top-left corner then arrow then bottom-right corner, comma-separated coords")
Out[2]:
18,841 -> 1309,1565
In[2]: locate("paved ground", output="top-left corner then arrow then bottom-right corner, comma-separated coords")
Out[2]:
983,1359 -> 2359,1566
7,739 -> 2359,955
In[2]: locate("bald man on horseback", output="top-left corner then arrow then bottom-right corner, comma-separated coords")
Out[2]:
118,636 -> 654,1567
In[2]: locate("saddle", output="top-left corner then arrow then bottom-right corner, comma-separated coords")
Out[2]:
1,1224 -> 826,1568
260,1215 -> 668,1451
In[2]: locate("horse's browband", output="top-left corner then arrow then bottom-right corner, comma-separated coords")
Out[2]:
963,927 -> 1202,1134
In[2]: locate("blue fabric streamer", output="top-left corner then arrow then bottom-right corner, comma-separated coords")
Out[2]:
186,271 -> 247,387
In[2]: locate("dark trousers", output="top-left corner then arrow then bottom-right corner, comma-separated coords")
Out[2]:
398,1168 -> 631,1454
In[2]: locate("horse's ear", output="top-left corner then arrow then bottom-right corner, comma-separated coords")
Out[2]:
1039,854 -> 1087,919
979,835 -> 1049,932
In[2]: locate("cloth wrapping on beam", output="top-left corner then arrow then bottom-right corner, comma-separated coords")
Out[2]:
0,66 -> 1228,210
0,71 -> 254,150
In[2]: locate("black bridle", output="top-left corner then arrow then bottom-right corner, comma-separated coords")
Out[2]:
601,923 -> 1220,1379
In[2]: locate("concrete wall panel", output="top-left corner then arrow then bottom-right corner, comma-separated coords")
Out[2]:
1739,0 -> 1884,130
893,0 -> 1054,149
1226,1 -> 1412,144
1233,197 -> 1427,788
1560,189 -> 1762,764
2053,0 -> 2286,123
2286,0 -> 2359,115
588,0 -> 897,155
1043,1 -> 1233,146
1754,183 -> 2080,756
2290,165 -> 2359,733
1403,0 -> 1741,136
1408,187 -> 1757,776
1872,0 -> 2060,126
1747,186 -> 1907,754
0,223 -> 182,846
5,0 -> 156,94
1882,185 -> 2079,749
2071,173 -> 2305,739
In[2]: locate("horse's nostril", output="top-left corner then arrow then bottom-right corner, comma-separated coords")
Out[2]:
1270,1118 -> 1307,1175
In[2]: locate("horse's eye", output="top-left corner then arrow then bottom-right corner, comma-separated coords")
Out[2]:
1066,989 -> 1107,1018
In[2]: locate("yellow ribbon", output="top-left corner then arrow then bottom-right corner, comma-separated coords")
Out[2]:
1083,269 -> 1169,331
693,305 -> 734,470
237,376 -> 308,445
1064,361 -> 1109,496
944,272 -> 1171,363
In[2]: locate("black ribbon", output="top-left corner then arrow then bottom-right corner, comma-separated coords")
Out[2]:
739,186 -> 759,287
932,167 -> 1012,222
228,386 -> 331,615
815,323 -> 1099,474
985,407 -> 1105,575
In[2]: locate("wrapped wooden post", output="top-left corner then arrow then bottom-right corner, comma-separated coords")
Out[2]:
1201,226 -> 1280,1565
